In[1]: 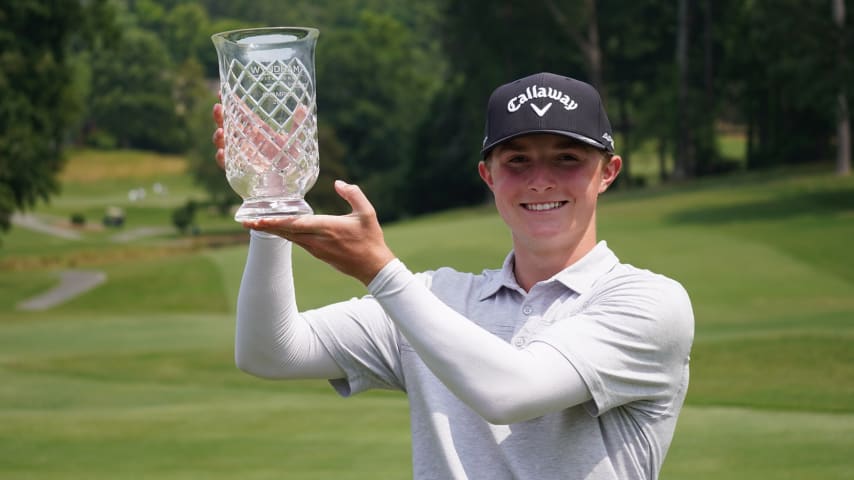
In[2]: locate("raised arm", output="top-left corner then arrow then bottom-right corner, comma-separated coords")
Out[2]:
244,182 -> 591,424
235,230 -> 344,380
213,102 -> 343,381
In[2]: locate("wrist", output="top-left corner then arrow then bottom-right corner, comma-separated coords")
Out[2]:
250,229 -> 281,240
358,250 -> 397,286
366,257 -> 407,294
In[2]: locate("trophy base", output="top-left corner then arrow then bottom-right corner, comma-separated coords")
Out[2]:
234,198 -> 313,222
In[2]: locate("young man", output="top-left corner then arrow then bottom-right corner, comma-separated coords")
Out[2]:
214,72 -> 694,479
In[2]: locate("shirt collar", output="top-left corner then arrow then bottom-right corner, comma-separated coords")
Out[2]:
477,241 -> 619,300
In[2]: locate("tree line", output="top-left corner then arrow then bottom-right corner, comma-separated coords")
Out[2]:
1,0 -> 850,231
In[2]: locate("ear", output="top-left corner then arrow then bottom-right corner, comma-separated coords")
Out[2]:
599,155 -> 622,194
478,161 -> 495,191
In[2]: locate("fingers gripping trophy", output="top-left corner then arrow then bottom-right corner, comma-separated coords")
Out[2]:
212,27 -> 320,220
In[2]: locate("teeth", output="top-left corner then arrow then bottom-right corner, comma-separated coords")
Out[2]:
524,201 -> 564,211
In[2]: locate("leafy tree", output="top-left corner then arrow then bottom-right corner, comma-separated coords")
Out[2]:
671,0 -> 720,178
721,0 -> 844,169
162,3 -> 210,64
39,0 -> 847,225
599,0 -> 677,184
133,0 -> 167,31
88,28 -> 187,152
317,9 -> 442,219
305,123 -> 351,215
0,0 -> 116,232
77,1 -> 219,154
172,199 -> 198,234
406,75 -> 489,215
544,0 -> 603,90
832,0 -> 851,175
185,90 -> 237,215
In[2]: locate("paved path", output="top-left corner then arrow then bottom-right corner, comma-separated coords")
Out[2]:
11,213 -> 81,240
110,226 -> 174,243
10,213 -> 176,311
17,270 -> 107,311
12,212 -> 175,243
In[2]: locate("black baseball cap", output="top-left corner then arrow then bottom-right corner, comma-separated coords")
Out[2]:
481,72 -> 615,156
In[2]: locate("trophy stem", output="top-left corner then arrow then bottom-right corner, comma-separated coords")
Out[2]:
234,197 -> 314,221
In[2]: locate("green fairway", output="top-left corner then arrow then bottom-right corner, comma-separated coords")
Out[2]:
1,151 -> 852,478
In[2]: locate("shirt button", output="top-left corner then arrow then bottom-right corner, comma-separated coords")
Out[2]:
514,337 -> 526,347
522,305 -> 533,315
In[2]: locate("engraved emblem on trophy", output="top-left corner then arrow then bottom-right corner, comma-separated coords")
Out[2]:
212,27 -> 320,220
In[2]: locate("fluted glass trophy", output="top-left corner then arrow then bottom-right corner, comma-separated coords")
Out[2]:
212,27 -> 320,220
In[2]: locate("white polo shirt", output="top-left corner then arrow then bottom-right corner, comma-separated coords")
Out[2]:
304,241 -> 694,479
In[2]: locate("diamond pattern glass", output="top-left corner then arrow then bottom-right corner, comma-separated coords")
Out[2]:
213,28 -> 320,220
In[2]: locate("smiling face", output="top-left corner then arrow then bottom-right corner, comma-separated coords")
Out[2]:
479,133 -> 621,265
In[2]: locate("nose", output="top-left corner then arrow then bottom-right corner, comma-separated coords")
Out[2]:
528,163 -> 556,193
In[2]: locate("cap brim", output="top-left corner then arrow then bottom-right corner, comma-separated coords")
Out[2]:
481,130 -> 612,156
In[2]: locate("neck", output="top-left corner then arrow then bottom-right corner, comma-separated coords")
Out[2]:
512,232 -> 597,292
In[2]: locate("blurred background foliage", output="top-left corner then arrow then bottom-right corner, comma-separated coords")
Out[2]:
1,0 -> 851,228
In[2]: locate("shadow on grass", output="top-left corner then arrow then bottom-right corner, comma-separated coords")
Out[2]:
666,187 -> 854,224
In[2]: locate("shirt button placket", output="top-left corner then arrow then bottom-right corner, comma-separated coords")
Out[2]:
515,304 -> 535,348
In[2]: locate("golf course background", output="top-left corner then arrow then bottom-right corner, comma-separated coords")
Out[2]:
1,149 -> 852,479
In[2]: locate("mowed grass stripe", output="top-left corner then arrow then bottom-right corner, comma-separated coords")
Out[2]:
689,331 -> 854,412
53,253 -> 231,314
0,377 -> 410,479
610,226 -> 854,325
0,314 -> 235,361
662,406 -> 854,480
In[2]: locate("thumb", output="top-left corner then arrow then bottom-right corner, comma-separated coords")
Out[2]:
334,180 -> 374,216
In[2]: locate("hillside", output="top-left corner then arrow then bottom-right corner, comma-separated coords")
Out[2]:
1,151 -> 852,479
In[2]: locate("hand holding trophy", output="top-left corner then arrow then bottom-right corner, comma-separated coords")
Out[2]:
212,27 -> 320,220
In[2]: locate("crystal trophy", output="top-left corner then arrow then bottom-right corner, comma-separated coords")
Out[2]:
212,27 -> 320,220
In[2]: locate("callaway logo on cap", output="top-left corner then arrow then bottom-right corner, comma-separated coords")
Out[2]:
481,72 -> 615,156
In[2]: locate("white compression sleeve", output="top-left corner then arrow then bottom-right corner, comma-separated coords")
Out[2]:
368,259 -> 592,425
234,230 -> 344,380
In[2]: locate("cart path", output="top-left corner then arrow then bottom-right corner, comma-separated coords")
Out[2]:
11,213 -> 82,240
10,213 -> 176,311
17,270 -> 107,311
109,226 -> 174,243
13,212 -> 176,243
